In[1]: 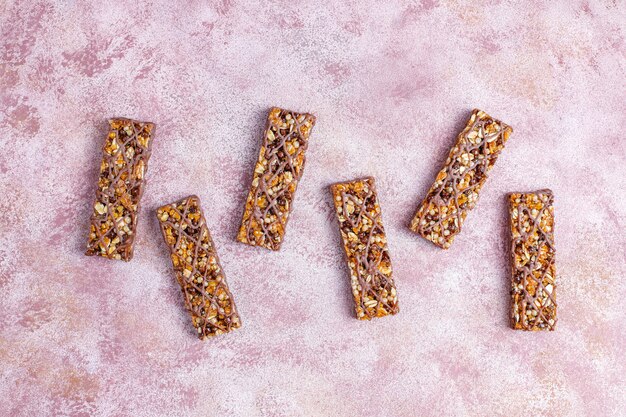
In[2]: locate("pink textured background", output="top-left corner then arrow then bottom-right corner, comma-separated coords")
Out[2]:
1,1 -> 625,416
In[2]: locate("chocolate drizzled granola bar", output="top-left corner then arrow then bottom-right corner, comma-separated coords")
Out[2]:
510,190 -> 556,331
238,107 -> 316,250
157,196 -> 241,339
410,109 -> 512,249
86,118 -> 155,261
331,177 -> 399,320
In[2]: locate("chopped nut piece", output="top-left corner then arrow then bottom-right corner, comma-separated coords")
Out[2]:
238,107 -> 316,250
330,177 -> 399,320
86,118 -> 156,261
157,196 -> 241,339
409,109 -> 512,249
509,190 -> 557,331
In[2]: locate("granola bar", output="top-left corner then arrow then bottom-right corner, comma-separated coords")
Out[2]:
409,109 -> 513,249
86,118 -> 156,261
510,190 -> 556,331
237,107 -> 316,250
157,196 -> 241,339
331,177 -> 399,320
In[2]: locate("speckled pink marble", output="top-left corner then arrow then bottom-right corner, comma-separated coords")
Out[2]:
1,1 -> 625,416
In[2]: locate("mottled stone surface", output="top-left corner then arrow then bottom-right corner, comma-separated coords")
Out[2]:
0,1 -> 625,416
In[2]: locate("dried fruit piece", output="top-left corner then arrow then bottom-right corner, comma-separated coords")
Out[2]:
331,177 -> 399,320
86,118 -> 156,261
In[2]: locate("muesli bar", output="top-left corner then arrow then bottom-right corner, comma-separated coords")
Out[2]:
86,118 -> 156,261
330,177 -> 399,320
157,196 -> 241,339
237,107 -> 316,250
409,109 -> 512,249
509,190 -> 557,331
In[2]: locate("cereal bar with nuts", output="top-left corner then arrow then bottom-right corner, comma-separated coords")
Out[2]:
237,107 -> 316,250
510,190 -> 556,331
86,118 -> 156,261
157,196 -> 241,339
331,177 -> 399,320
409,109 -> 512,249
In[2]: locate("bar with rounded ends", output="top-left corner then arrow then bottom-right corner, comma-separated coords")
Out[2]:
86,118 -> 155,261
238,107 -> 316,250
509,190 -> 556,331
157,196 -> 242,339
331,177 -> 399,320
410,109 -> 512,249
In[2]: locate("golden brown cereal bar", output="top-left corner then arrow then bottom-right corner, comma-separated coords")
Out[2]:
331,177 -> 399,320
86,118 -> 156,261
237,107 -> 316,250
157,196 -> 241,339
409,109 -> 512,249
509,190 -> 556,331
